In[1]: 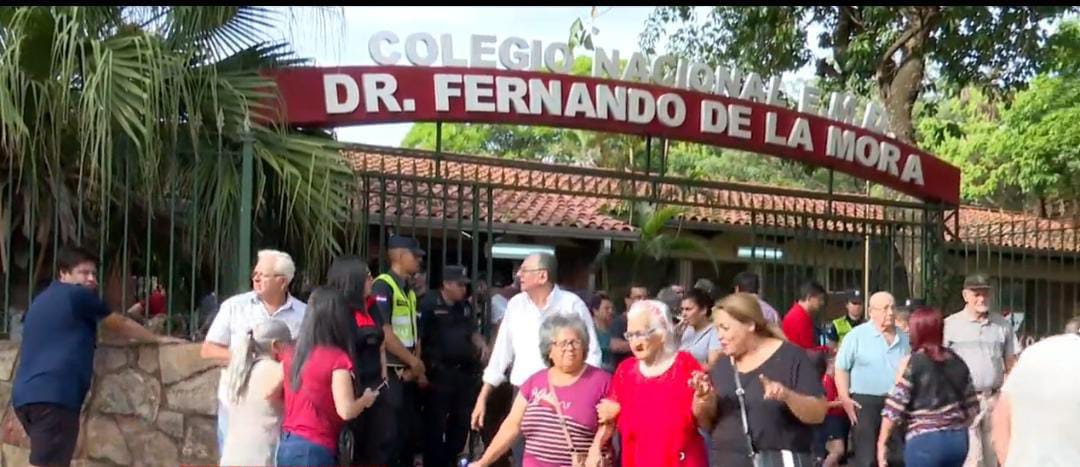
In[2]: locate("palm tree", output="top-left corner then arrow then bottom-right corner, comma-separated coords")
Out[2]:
0,7 -> 353,318
603,201 -> 719,290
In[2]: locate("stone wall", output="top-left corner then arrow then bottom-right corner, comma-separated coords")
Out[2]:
0,340 -> 220,467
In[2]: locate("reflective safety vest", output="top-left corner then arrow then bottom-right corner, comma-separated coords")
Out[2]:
375,274 -> 418,348
832,316 -> 855,344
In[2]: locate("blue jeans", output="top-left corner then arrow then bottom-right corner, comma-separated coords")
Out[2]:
904,429 -> 968,467
277,432 -> 336,467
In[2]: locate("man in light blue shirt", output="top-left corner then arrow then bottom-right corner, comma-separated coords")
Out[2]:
835,291 -> 910,467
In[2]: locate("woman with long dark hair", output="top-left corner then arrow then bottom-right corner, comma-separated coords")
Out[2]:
326,255 -> 389,466
877,307 -> 978,467
277,287 -> 380,466
677,288 -> 720,369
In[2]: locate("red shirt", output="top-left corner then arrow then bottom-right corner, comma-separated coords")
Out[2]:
281,345 -> 355,452
142,290 -> 167,317
782,303 -> 815,350
822,373 -> 844,417
612,351 -> 708,467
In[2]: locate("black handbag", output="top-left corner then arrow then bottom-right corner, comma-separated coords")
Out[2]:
730,356 -> 816,467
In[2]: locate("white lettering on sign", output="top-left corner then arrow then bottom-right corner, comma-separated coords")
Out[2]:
498,37 -> 529,71
688,63 -> 715,94
405,33 -> 438,66
879,141 -> 902,177
470,35 -> 498,69
365,31 -> 905,137
463,74 -> 496,112
855,135 -> 880,168
788,117 -> 813,151
595,85 -> 627,121
369,31 -> 401,65
764,112 -> 787,146
324,74 -> 360,114
565,82 -> 597,119
656,93 -> 686,127
700,100 -> 728,134
901,154 -> 925,185
530,79 -> 562,116
434,74 -> 463,111
495,76 -> 529,113
626,88 -> 655,124
826,127 -> 856,161
362,74 -> 401,112
728,105 -> 752,140
593,48 -> 621,79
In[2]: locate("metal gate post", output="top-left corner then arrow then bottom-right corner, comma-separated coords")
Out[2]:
237,120 -> 255,293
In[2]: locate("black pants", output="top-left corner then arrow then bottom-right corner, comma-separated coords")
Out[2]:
851,394 -> 905,467
387,366 -> 422,467
15,403 -> 81,467
344,378 -> 395,465
480,382 -> 515,467
422,365 -> 479,467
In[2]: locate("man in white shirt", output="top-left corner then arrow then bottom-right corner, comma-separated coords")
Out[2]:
200,249 -> 307,453
469,252 -> 601,462
991,333 -> 1080,467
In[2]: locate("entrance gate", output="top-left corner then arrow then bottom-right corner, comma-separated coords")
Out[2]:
2,67 -> 1078,343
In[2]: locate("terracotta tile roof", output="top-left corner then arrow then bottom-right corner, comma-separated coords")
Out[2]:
342,146 -> 1079,253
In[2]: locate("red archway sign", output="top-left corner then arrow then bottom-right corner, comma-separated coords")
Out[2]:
264,66 -> 960,205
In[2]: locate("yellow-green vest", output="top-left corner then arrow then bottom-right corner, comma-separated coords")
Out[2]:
832,316 -> 855,344
375,274 -> 418,348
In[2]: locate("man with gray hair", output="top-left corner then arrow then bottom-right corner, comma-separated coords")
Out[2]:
201,249 -> 307,453
470,252 -> 601,465
944,273 -> 1016,467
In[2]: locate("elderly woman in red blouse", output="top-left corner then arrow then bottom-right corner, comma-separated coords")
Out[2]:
598,299 -> 709,467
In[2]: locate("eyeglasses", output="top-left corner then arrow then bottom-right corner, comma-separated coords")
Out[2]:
554,339 -> 583,350
518,268 -> 546,274
623,328 -> 659,341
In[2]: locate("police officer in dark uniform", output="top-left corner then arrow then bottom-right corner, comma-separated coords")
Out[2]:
419,265 -> 488,467
825,289 -> 865,351
372,235 -> 427,467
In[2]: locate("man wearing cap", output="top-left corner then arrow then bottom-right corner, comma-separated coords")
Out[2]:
825,290 -> 865,350
419,265 -> 488,467
372,235 -> 427,467
944,273 -> 1016,467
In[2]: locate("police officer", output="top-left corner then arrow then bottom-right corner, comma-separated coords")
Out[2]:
826,289 -> 864,350
372,235 -> 427,467
419,265 -> 488,467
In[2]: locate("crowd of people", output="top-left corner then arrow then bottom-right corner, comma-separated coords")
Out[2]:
9,241 -> 1080,467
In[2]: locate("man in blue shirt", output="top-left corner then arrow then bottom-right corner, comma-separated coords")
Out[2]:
834,291 -> 910,467
12,246 -> 180,467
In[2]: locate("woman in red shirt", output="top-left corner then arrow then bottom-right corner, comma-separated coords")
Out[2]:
598,299 -> 709,467
277,287 -> 380,467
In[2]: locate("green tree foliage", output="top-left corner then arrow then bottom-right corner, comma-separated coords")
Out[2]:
641,6 -> 1075,143
0,6 -> 353,288
919,74 -> 1080,209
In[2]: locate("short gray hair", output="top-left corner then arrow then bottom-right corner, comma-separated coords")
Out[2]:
532,252 -> 558,283
258,249 -> 296,283
627,299 -> 678,355
538,312 -> 589,367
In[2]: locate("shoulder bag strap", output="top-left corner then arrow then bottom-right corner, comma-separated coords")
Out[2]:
547,376 -> 583,460
731,356 -> 758,458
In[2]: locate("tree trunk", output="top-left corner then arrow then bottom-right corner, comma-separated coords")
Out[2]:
876,7 -> 941,144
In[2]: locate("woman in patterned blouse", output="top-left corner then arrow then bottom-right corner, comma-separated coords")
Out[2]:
469,313 -> 613,467
877,307 -> 979,467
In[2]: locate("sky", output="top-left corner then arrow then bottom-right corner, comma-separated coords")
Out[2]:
266,6 -> 820,147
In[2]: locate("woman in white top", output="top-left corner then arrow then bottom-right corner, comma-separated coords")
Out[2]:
677,288 -> 721,369
219,319 -> 293,466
